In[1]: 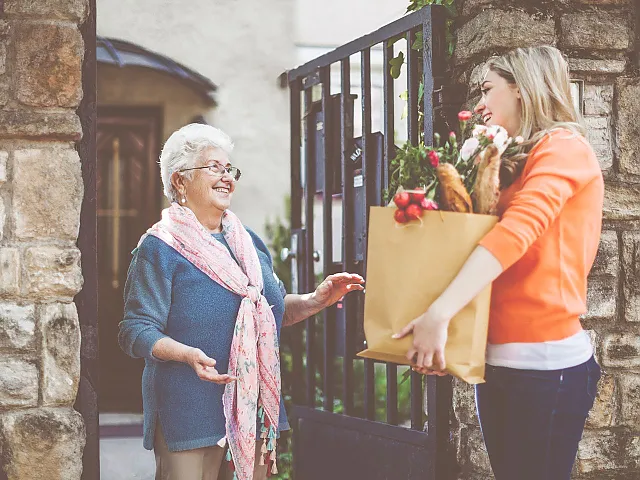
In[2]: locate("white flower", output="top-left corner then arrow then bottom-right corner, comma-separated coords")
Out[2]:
460,137 -> 480,161
472,125 -> 488,137
493,128 -> 509,153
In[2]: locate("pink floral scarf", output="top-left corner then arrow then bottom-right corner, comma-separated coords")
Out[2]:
142,204 -> 281,479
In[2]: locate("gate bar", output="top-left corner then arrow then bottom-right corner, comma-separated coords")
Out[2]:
360,47 -> 376,421
340,57 -> 355,416
303,87 -> 317,407
320,65 -> 335,412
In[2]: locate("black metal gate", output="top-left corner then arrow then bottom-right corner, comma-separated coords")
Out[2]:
284,6 -> 455,480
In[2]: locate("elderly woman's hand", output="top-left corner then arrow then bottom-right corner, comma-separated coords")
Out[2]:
312,273 -> 365,309
184,347 -> 236,385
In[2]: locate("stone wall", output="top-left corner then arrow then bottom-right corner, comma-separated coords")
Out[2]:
0,1 -> 87,478
451,1 -> 639,479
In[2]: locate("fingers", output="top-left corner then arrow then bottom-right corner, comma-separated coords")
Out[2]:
412,366 -> 448,376
346,284 -> 365,292
198,352 -> 217,368
392,321 -> 415,339
433,350 -> 447,371
412,349 -> 446,372
199,366 -> 236,384
328,272 -> 364,283
193,362 -> 236,384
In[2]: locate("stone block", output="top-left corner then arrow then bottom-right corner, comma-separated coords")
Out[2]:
14,23 -> 83,108
0,248 -> 20,296
584,116 -> 613,171
41,303 -> 81,405
584,276 -> 617,319
461,0 -> 495,16
0,357 -> 38,407
561,13 -> 631,51
603,183 -> 640,221
586,373 -> 616,428
623,231 -> 640,322
602,333 -> 640,368
0,21 -> 10,38
459,425 -> 491,474
618,374 -> 640,428
0,407 -> 85,480
4,0 -> 88,21
569,58 -> 627,74
0,304 -> 36,351
0,110 -> 82,140
584,84 -> 614,116
0,42 -> 6,75
616,77 -> 640,176
591,231 -> 619,277
577,430 -> 625,473
453,378 -> 478,426
0,199 -> 4,242
12,147 -> 83,241
0,151 -> 7,183
575,0 -> 630,4
455,10 -> 555,63
0,82 -> 8,107
23,246 -> 83,299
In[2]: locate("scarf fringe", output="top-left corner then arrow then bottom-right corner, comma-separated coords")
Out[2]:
227,407 -> 278,480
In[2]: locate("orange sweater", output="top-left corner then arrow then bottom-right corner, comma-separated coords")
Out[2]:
479,130 -> 604,344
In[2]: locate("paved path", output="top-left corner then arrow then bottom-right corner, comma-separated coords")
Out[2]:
100,414 -> 155,480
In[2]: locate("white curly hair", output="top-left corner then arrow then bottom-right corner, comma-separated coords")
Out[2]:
159,123 -> 235,202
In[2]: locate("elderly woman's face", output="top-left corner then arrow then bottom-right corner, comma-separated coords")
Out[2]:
184,147 -> 236,213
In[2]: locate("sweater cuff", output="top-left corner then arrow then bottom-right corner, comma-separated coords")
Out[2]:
478,222 -> 526,271
132,328 -> 169,361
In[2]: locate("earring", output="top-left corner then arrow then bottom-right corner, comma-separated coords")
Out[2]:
181,197 -> 186,204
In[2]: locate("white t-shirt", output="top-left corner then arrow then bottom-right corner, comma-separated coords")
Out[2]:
486,330 -> 593,370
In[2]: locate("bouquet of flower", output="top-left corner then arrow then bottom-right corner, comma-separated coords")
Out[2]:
387,111 -> 523,221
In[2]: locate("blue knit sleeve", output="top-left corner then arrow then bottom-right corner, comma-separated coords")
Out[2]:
118,249 -> 171,361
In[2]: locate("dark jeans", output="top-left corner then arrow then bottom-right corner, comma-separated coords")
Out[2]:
475,356 -> 601,480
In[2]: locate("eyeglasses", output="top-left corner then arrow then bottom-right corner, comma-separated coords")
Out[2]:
179,163 -> 241,181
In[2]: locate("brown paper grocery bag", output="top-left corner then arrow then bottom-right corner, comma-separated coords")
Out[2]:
358,207 -> 498,384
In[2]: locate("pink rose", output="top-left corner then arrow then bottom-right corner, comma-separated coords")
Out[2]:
458,111 -> 473,122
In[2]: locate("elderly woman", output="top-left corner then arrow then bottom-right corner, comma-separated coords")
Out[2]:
119,123 -> 363,480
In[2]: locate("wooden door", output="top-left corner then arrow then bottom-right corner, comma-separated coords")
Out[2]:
97,107 -> 162,412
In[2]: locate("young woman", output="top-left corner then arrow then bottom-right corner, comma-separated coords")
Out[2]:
395,46 -> 603,479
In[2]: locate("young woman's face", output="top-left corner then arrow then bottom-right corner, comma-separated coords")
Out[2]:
474,69 -> 522,137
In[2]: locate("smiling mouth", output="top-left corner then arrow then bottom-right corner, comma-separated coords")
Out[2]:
483,113 -> 492,123
213,187 -> 230,194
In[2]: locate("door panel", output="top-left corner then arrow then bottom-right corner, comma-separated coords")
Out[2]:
97,108 -> 162,412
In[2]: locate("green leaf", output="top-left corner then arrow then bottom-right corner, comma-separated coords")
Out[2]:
400,368 -> 412,385
411,31 -> 423,51
389,51 -> 405,79
418,81 -> 424,105
399,90 -> 408,101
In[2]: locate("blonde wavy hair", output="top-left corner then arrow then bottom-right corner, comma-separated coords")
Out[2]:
482,46 -> 585,188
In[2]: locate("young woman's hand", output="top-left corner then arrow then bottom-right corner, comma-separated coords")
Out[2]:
393,309 -> 450,372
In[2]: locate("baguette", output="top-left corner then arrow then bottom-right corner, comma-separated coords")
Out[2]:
435,163 -> 473,213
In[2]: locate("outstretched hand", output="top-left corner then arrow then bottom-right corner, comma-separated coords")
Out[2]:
313,273 -> 364,309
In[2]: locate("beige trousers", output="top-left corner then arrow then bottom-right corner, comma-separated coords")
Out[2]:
154,424 -> 268,480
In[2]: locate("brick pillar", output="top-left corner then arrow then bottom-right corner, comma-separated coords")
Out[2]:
0,1 -> 88,478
